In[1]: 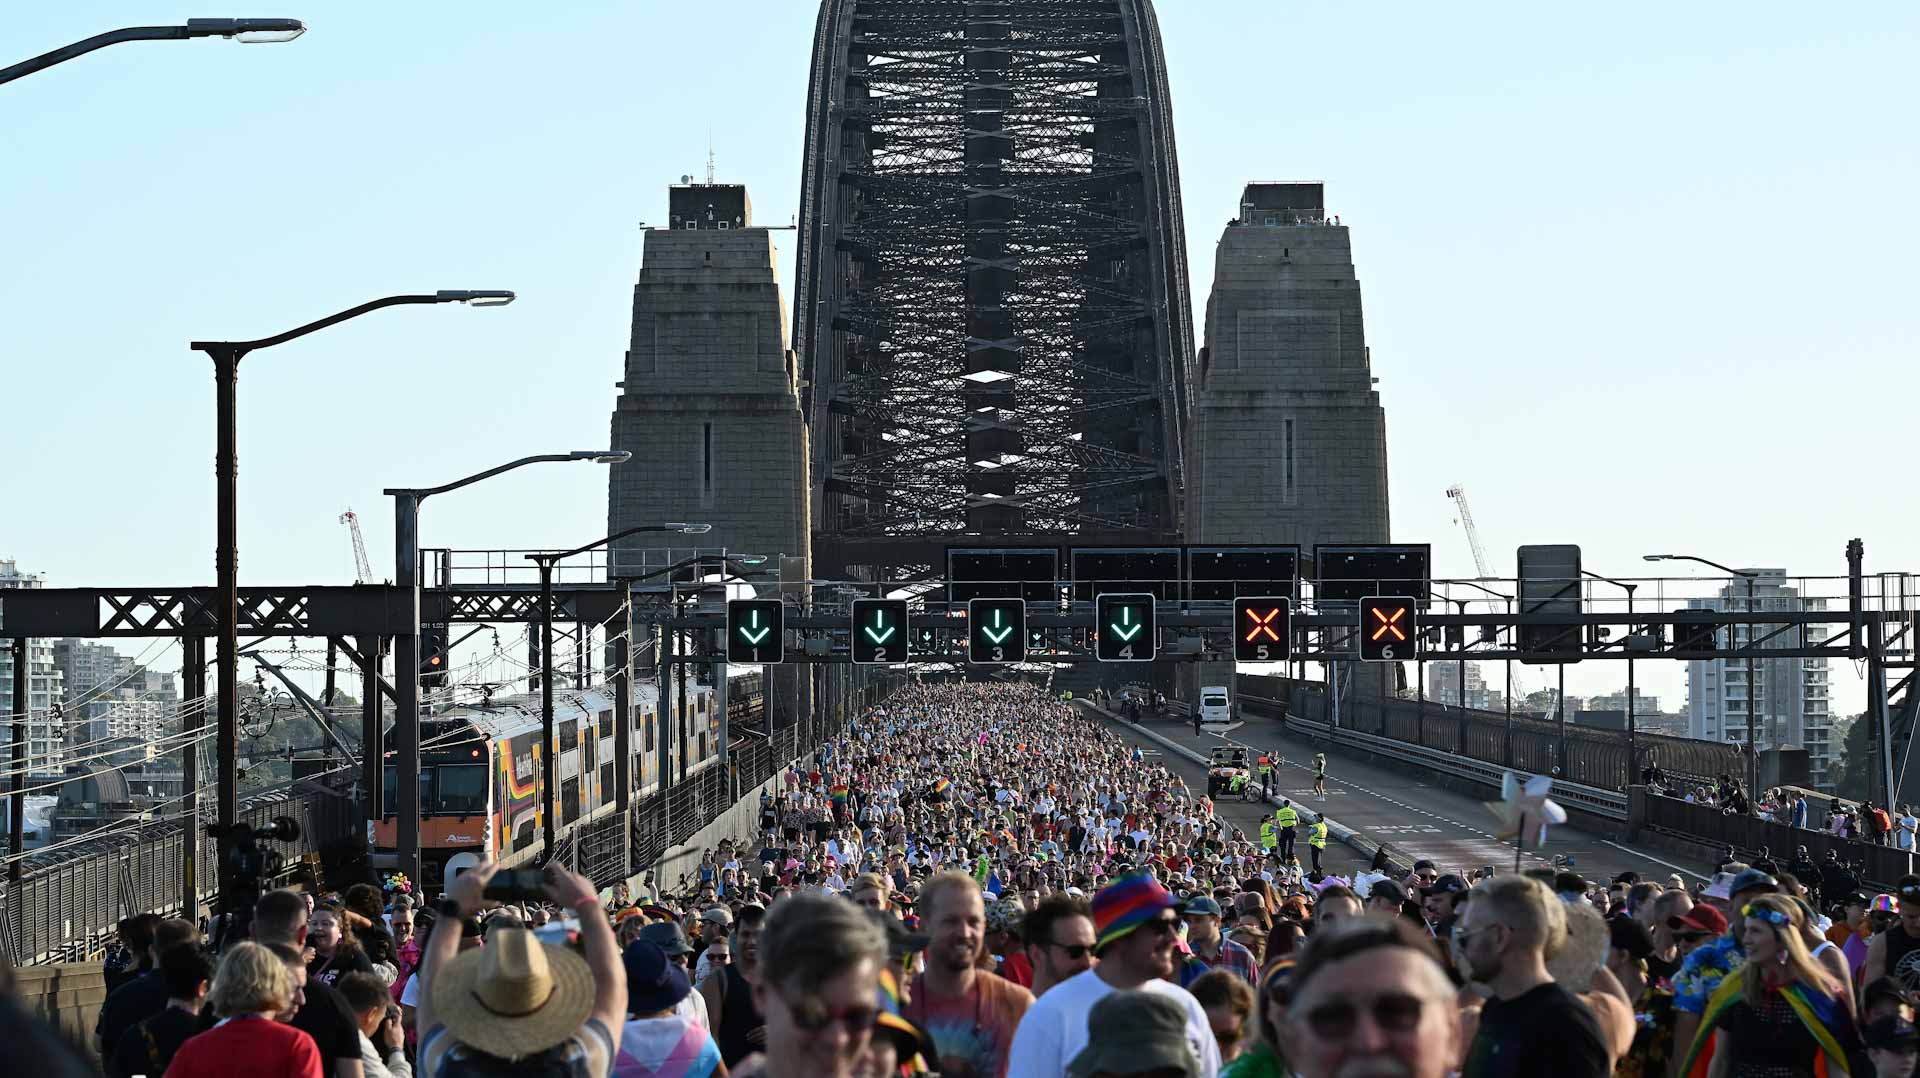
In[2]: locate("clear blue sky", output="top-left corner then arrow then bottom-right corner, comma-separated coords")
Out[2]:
5,3 -> 1916,714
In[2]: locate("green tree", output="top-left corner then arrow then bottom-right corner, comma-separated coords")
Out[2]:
1827,714 -> 1869,800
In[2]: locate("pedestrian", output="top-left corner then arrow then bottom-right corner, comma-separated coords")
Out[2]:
334,972 -> 410,1078
308,906 -> 375,990
1022,893 -> 1097,998
1187,971 -> 1254,1065
750,892 -> 888,1078
1864,875 -> 1920,994
107,941 -> 211,1078
698,903 -> 767,1069
1276,917 -> 1458,1078
1453,876 -> 1614,1077
105,913 -> 161,995
1864,1014 -> 1920,1078
1272,802 -> 1298,864
164,941 -> 324,1078
901,871 -> 1032,1077
1005,870 -> 1221,1077
1065,990 -> 1204,1078
1602,916 -> 1674,1078
1312,754 -> 1326,799
415,862 -> 627,1077
251,890 -> 371,1078
1677,893 -> 1856,1075
615,941 -> 723,1078
1305,816 -> 1327,876
637,921 -> 711,1031
96,916 -> 198,1057
1179,896 -> 1258,986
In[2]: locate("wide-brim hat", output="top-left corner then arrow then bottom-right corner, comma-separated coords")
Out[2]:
432,923 -> 597,1060
1066,990 -> 1201,1078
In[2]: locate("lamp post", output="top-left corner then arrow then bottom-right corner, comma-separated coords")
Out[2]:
194,289 -> 511,918
526,523 -> 711,864
1583,570 -> 1640,789
381,446 -> 624,888
1646,553 -> 1760,798
2,19 -> 305,85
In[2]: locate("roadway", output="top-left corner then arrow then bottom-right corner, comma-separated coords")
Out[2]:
1099,709 -> 1374,880
1095,704 -> 1712,886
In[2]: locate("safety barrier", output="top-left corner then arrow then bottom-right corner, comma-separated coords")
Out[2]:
1281,713 -> 1629,822
1643,793 -> 1918,888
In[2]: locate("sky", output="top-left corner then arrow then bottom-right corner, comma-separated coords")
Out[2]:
4,3 -> 1917,717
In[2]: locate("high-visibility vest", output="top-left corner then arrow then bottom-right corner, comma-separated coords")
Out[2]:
1308,820 -> 1328,848
1274,806 -> 1298,828
1259,820 -> 1277,849
1257,756 -> 1273,775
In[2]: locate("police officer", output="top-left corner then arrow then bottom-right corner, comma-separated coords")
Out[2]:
1259,816 -> 1278,854
1307,814 -> 1329,874
1274,799 -> 1299,862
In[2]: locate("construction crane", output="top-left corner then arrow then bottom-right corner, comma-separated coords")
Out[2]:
1445,484 -> 1494,579
340,509 -> 373,584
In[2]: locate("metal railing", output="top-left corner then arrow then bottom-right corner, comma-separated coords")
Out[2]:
1643,793 -> 1918,889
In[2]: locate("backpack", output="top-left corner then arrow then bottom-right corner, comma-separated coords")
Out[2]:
434,1044 -> 580,1078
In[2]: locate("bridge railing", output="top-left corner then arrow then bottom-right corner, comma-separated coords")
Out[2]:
1267,682 -> 1743,793
0,786 -> 358,967
1642,792 -> 1919,888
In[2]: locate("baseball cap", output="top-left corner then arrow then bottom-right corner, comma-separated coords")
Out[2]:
1864,1016 -> 1919,1051
700,906 -> 733,926
1369,879 -> 1409,905
1608,916 -> 1655,960
1181,895 -> 1223,917
1728,869 -> 1778,898
1844,890 -> 1873,908
1669,905 -> 1730,938
1422,874 -> 1468,897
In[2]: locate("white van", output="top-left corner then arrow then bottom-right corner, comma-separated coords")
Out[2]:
1199,685 -> 1232,729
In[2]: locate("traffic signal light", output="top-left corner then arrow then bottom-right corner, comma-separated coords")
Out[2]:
726,599 -> 785,664
420,625 -> 450,689
967,598 -> 1026,664
911,624 -> 940,656
850,599 -> 909,665
1095,593 -> 1157,662
1233,598 -> 1291,662
1358,597 -> 1417,662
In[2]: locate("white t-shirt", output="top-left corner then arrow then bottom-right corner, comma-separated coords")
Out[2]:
1004,967 -> 1221,1078
1901,814 -> 1919,850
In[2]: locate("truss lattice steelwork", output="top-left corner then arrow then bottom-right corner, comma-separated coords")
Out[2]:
796,0 -> 1194,577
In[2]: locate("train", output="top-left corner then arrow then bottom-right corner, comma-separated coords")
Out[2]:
372,675 -> 749,885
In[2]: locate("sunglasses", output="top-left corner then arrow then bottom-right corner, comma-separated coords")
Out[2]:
1675,931 -> 1710,944
1143,915 -> 1181,937
1300,992 -> 1431,1040
1049,940 -> 1095,959
783,993 -> 880,1035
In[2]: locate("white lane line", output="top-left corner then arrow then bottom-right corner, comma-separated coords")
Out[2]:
1602,841 -> 1708,881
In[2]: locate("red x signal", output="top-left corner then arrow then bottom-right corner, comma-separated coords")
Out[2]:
1369,605 -> 1407,642
1243,607 -> 1284,643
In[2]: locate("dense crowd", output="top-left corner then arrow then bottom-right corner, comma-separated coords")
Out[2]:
9,679 -> 1920,1077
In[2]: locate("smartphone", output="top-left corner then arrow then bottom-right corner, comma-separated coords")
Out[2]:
482,868 -> 549,901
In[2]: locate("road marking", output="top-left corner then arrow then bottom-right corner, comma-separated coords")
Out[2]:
1602,841 -> 1708,881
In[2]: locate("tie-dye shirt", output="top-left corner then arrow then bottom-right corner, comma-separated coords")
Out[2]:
903,971 -> 1034,1078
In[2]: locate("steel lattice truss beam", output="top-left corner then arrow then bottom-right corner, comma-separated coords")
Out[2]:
796,0 -> 1194,574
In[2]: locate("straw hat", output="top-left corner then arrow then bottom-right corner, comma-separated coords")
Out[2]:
431,923 -> 596,1060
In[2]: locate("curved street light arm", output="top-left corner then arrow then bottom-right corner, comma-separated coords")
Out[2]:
388,451 -> 615,502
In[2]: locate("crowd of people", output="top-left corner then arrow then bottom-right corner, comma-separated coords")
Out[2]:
9,679 -> 1920,1076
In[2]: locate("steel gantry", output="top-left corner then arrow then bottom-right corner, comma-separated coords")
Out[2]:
796,0 -> 1196,578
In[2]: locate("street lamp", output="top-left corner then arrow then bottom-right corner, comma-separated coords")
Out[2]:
526,523 -> 710,863
194,289 -> 512,918
1645,553 -> 1760,798
1583,570 -> 1641,788
379,448 -> 621,888
2,19 -> 306,86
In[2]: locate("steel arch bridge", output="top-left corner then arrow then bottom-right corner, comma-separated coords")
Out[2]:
795,0 -> 1196,578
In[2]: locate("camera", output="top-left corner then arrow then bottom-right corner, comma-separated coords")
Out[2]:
483,868 -> 551,902
207,816 -> 302,948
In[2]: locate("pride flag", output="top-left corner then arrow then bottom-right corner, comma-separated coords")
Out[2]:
830,782 -> 849,807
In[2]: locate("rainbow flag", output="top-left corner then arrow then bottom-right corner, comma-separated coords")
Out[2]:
932,778 -> 951,797
830,782 -> 849,807
1681,973 -> 1853,1077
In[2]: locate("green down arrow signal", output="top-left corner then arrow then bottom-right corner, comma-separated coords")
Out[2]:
741,609 -> 771,645
863,619 -> 895,645
1110,606 -> 1143,642
982,610 -> 1014,644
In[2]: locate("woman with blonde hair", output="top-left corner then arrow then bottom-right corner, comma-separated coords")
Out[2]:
1679,893 -> 1859,1077
164,942 -> 323,1078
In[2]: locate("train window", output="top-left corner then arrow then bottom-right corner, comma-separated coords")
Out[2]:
597,710 -> 613,740
600,762 -> 614,796
434,765 -> 487,816
559,720 -> 579,753
644,711 -> 654,752
562,778 -> 581,824
383,766 -> 434,814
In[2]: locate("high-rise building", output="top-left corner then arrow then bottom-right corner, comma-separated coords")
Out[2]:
1428,661 -> 1489,709
0,559 -> 67,773
55,640 -> 178,748
1686,569 -> 1832,788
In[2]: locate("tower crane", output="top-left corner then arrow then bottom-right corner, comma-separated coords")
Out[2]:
340,509 -> 373,584
1445,484 -> 1493,578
